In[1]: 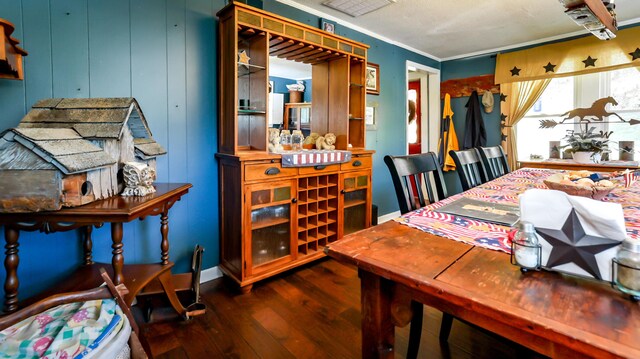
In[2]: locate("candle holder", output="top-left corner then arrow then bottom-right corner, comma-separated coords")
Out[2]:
611,258 -> 640,301
511,241 -> 542,273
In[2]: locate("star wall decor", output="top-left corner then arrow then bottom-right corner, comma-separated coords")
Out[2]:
543,62 -> 556,73
501,133 -> 508,142
536,209 -> 620,280
629,48 -> 640,61
510,66 -> 521,76
500,113 -> 507,122
500,93 -> 507,102
582,56 -> 597,68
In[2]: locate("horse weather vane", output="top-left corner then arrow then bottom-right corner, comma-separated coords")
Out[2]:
539,96 -> 640,129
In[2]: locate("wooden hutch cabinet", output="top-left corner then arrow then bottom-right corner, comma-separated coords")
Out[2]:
216,1 -> 373,292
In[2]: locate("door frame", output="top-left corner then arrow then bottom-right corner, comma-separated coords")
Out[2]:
405,61 -> 440,155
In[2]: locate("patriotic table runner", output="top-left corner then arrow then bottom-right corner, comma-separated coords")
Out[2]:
395,168 -> 640,254
281,150 -> 351,167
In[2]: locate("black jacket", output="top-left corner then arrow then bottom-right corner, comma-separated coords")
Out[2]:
462,91 -> 487,149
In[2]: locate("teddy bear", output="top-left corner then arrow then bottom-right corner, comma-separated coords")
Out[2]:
316,132 -> 336,150
268,128 -> 282,153
303,132 -> 319,148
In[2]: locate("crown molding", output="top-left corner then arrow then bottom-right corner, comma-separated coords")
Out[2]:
275,1 -> 640,64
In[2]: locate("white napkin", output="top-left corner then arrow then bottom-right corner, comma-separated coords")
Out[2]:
519,189 -> 626,280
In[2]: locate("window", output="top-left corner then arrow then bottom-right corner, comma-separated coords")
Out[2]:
516,67 -> 640,161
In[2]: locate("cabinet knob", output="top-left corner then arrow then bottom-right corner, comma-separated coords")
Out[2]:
352,160 -> 362,167
265,167 -> 280,175
341,189 -> 346,194
291,198 -> 297,203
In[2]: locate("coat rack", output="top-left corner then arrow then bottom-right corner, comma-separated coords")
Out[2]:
0,18 -> 27,80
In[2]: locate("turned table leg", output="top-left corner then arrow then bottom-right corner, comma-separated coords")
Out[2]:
111,222 -> 124,285
83,226 -> 94,265
359,269 -> 395,359
3,227 -> 20,314
160,211 -> 169,265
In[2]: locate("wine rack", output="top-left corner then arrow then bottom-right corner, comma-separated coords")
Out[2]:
297,174 -> 339,256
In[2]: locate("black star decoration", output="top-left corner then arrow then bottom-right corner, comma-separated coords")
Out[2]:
582,56 -> 597,68
629,48 -> 640,61
500,113 -> 507,122
500,93 -> 507,102
510,66 -> 521,76
543,62 -> 556,73
537,209 -> 620,280
501,133 -> 508,142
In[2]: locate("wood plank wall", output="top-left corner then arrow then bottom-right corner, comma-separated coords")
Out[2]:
0,0 -> 220,299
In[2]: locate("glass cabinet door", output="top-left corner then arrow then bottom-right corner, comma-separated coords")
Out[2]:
245,180 -> 297,274
340,171 -> 371,237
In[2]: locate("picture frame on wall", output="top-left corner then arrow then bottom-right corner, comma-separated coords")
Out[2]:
320,18 -> 336,34
366,63 -> 380,95
365,106 -> 376,130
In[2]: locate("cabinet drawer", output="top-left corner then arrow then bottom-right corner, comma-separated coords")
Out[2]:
298,164 -> 340,175
245,163 -> 298,181
340,156 -> 372,171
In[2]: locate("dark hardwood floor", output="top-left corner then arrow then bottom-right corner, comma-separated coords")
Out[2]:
139,258 -> 546,358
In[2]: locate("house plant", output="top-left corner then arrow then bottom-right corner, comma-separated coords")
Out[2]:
561,126 -> 612,164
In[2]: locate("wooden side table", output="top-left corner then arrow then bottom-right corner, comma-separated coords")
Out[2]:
0,183 -> 193,316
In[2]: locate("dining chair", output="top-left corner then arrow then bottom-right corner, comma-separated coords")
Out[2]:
478,145 -> 511,180
449,148 -> 489,191
384,152 -> 454,357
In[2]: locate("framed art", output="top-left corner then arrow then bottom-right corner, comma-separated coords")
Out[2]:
366,63 -> 380,95
365,106 -> 376,130
320,18 -> 336,34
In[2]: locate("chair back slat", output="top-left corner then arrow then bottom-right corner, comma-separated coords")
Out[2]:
479,146 -> 510,180
449,148 -> 488,191
384,152 -> 448,214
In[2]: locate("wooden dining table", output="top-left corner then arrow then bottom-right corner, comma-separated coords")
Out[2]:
326,168 -> 640,358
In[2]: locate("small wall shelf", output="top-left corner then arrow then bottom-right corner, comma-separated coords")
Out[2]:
0,19 -> 27,80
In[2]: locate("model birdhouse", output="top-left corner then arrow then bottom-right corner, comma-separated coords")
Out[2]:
0,98 -> 166,212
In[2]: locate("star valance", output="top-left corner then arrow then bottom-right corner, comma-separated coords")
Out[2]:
495,26 -> 640,84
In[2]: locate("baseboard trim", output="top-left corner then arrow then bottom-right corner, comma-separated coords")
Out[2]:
200,266 -> 224,284
378,211 -> 401,224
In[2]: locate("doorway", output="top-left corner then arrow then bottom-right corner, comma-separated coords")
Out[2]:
405,61 -> 440,155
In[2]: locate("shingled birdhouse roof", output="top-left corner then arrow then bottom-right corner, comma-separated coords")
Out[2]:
0,97 -> 166,175
18,97 -> 166,159
0,128 -> 116,174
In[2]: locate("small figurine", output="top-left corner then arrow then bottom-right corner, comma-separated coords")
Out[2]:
316,133 -> 336,150
268,128 -> 282,153
121,162 -> 157,196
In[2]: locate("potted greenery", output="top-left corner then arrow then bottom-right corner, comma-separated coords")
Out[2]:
561,126 -> 612,164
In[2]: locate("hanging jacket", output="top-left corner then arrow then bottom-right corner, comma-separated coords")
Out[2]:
462,90 -> 487,149
437,93 -> 459,171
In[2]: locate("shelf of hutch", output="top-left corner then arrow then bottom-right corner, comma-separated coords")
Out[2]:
217,1 -> 373,292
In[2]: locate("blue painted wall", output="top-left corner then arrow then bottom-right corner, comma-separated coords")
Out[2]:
0,0 -> 439,299
441,55 -> 502,195
268,76 -> 311,103
0,0 -> 219,299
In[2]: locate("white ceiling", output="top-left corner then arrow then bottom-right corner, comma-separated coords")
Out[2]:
270,56 -> 312,80
278,0 -> 640,60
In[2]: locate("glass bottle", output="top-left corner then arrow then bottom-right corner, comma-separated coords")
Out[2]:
615,238 -> 640,297
513,221 -> 540,270
280,130 -> 292,151
291,130 -> 304,151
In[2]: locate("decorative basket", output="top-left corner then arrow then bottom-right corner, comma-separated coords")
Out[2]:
543,174 -> 615,200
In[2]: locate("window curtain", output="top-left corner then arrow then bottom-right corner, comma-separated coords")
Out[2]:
500,79 -> 552,170
495,26 -> 640,84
